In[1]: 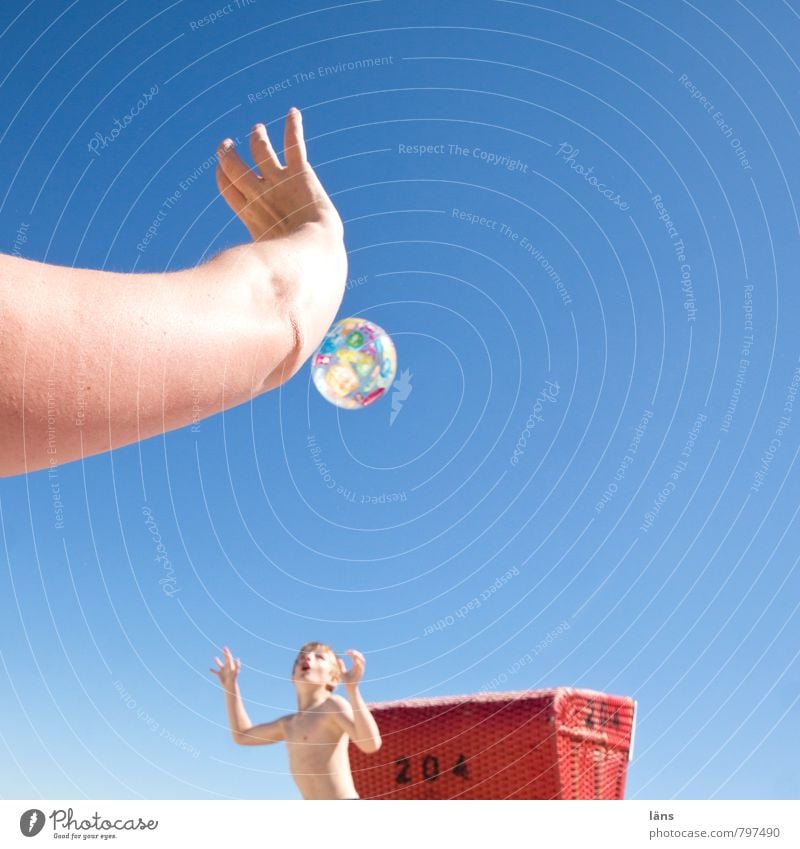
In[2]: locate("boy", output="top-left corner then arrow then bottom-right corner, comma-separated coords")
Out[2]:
210,643 -> 381,800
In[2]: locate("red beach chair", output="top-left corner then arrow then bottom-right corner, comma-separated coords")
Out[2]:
349,688 -> 636,799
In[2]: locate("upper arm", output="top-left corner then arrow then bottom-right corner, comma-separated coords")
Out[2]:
327,695 -> 359,741
234,716 -> 287,746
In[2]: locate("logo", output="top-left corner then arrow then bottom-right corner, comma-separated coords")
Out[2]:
19,809 -> 45,837
390,369 -> 413,425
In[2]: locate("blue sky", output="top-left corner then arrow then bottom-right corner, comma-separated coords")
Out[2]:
1,0 -> 799,800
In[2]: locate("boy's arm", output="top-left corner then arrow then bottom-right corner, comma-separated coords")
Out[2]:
331,687 -> 382,754
211,646 -> 288,746
224,683 -> 288,746
330,650 -> 382,754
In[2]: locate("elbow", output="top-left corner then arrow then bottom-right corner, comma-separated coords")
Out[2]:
280,308 -> 307,383
359,737 -> 382,755
232,731 -> 250,746
257,307 -> 306,393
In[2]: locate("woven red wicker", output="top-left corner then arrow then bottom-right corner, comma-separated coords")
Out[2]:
349,688 -> 635,799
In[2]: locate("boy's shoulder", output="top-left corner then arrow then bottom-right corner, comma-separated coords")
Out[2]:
324,693 -> 354,716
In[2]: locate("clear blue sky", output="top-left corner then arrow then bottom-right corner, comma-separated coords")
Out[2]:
1,0 -> 799,800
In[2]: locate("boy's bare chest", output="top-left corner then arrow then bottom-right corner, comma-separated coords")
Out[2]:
285,709 -> 337,743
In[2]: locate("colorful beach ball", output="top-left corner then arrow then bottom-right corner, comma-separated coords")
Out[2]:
311,318 -> 397,409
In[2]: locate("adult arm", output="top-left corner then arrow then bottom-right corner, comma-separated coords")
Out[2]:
0,108 -> 346,477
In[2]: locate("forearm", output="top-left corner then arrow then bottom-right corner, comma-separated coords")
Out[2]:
0,228 -> 344,476
345,685 -> 382,752
224,682 -> 254,741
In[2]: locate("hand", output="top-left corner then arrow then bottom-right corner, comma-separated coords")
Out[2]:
210,646 -> 241,690
338,649 -> 365,688
216,107 -> 343,242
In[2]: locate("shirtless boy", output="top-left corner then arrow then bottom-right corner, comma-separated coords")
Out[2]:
210,643 -> 382,800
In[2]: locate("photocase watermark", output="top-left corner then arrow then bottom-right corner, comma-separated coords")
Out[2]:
422,567 -> 520,635
652,193 -> 696,322
595,409 -> 653,514
74,345 -> 88,429
188,0 -> 255,31
452,209 -> 572,306
640,411 -> 706,532
10,220 -> 29,257
26,807 -> 158,835
678,73 -> 753,170
398,142 -> 530,173
555,143 -> 630,210
452,208 -> 500,230
720,283 -> 753,433
19,809 -> 45,837
44,377 -> 65,530
390,369 -> 413,425
502,224 -> 573,308
137,139 -> 242,254
0,222 -> 28,354
307,434 -> 407,503
510,380 -> 560,465
141,506 -> 179,596
87,84 -> 159,157
477,620 -> 571,692
345,273 -> 369,291
180,142 -> 245,193
190,362 -> 202,433
115,680 -> 199,758
136,186 -> 181,254
247,56 -> 393,102
750,356 -> 800,493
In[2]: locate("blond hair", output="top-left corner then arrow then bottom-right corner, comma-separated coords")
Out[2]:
294,642 -> 340,692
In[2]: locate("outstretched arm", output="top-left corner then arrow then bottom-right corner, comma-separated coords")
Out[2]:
210,646 -> 287,746
331,650 -> 382,754
0,107 -> 346,477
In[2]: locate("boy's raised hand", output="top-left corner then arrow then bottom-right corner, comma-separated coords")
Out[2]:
338,649 -> 365,687
210,646 -> 241,689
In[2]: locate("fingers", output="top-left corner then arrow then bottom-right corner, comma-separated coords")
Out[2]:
217,139 -> 260,197
250,122 -> 283,176
216,164 -> 246,217
283,107 -> 307,170
212,649 -> 239,679
342,650 -> 365,681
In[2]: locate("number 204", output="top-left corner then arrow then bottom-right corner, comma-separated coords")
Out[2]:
395,753 -> 469,784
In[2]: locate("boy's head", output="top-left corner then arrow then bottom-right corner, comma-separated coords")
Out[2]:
291,642 -> 340,692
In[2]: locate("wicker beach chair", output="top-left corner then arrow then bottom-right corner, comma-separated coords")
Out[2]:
349,688 -> 636,799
